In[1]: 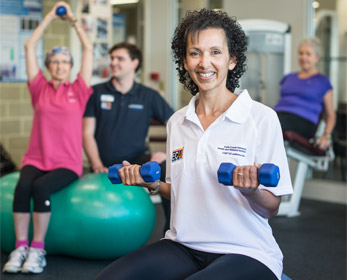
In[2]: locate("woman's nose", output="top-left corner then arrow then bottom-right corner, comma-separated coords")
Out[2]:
199,54 -> 210,68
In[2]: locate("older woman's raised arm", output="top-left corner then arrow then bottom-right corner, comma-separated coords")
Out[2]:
25,2 -> 61,82
61,3 -> 93,86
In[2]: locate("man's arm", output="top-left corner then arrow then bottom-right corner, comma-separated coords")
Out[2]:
83,117 -> 108,173
151,90 -> 174,124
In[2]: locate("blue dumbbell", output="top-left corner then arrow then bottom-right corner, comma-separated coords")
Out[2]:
108,161 -> 161,184
217,163 -> 280,187
56,6 -> 67,16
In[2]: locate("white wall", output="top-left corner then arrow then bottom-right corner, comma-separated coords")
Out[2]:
143,0 -> 177,108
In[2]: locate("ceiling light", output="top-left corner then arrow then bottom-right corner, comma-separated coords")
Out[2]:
110,0 -> 139,5
312,1 -> 320,9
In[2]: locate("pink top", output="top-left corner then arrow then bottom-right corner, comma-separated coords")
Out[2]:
21,71 -> 93,177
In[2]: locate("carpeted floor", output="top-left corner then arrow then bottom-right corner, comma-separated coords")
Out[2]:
1,198 -> 346,280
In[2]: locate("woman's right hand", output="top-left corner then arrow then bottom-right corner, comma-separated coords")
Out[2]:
48,1 -> 74,22
117,161 -> 158,191
314,133 -> 332,150
46,2 -> 63,20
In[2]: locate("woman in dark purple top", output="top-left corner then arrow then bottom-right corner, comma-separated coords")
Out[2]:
274,37 -> 336,150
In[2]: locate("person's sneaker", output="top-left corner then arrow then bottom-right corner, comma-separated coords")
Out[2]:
2,245 -> 28,273
21,247 -> 47,274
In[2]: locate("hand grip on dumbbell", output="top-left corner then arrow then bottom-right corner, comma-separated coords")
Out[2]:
217,163 -> 280,187
108,161 -> 161,184
56,6 -> 67,16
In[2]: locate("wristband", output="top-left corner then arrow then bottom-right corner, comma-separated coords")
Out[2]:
323,132 -> 332,139
70,17 -> 77,26
149,180 -> 161,195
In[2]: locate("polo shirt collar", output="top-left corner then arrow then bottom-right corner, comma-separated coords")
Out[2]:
223,89 -> 253,124
184,89 -> 253,125
106,78 -> 138,96
48,79 -> 71,87
184,94 -> 200,125
106,78 -> 115,91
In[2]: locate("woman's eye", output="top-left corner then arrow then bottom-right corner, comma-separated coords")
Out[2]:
212,50 -> 221,55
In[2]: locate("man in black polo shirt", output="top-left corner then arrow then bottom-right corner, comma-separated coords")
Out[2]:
83,42 -> 174,233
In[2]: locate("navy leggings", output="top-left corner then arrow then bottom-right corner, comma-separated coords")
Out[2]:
277,112 -> 317,139
96,239 -> 278,280
13,165 -> 78,213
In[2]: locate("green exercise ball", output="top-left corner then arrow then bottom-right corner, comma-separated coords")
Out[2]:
0,172 -> 156,259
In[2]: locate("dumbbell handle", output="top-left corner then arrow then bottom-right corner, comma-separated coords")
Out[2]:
108,161 -> 161,185
56,6 -> 67,16
217,163 -> 280,187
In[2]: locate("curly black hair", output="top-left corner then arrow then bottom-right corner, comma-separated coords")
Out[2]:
171,9 -> 247,95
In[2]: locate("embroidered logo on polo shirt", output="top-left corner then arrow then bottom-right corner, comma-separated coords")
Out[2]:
100,94 -> 114,110
217,146 -> 246,158
67,91 -> 77,103
128,104 -> 144,110
101,102 -> 112,110
172,147 -> 184,162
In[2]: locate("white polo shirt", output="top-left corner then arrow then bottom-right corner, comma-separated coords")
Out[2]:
165,90 -> 293,280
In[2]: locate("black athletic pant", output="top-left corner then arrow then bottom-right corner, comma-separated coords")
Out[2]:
131,154 -> 170,234
96,239 -> 278,280
277,112 -> 317,139
13,165 -> 78,212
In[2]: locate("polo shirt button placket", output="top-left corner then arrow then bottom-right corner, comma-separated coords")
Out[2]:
197,131 -> 209,160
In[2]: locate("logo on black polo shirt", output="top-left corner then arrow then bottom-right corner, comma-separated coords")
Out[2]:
172,147 -> 183,163
128,104 -> 144,110
100,94 -> 115,110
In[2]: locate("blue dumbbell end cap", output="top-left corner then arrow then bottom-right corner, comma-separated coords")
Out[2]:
56,6 -> 67,16
108,164 -> 123,184
141,161 -> 161,182
217,163 -> 236,185
258,164 -> 280,187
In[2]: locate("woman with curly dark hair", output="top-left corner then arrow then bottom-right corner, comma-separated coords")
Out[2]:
171,8 -> 247,96
96,9 -> 292,280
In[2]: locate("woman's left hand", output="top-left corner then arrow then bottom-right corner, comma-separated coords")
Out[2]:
54,1 -> 75,22
232,162 -> 281,218
315,134 -> 332,150
233,163 -> 261,194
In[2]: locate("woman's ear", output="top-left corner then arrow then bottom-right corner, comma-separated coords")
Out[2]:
229,57 -> 236,71
183,58 -> 188,71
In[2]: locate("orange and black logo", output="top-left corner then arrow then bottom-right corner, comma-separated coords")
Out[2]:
172,147 -> 184,163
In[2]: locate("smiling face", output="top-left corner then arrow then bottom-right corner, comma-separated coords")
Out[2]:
183,28 -> 236,95
298,43 -> 319,73
109,48 -> 139,81
47,53 -> 72,82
